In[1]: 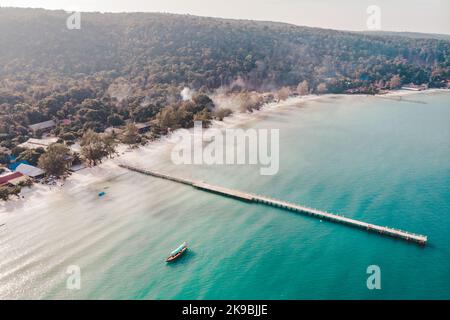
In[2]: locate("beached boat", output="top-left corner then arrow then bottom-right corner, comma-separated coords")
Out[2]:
166,242 -> 188,262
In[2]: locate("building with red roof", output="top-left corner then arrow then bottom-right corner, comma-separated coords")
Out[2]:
0,172 -> 25,186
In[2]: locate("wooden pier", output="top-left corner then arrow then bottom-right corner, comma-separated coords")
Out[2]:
119,164 -> 428,246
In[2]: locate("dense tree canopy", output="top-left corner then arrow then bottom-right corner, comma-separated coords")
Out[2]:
1,8 -> 448,95
38,143 -> 72,177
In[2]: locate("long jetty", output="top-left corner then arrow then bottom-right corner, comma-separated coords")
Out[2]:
377,95 -> 426,104
119,164 -> 428,246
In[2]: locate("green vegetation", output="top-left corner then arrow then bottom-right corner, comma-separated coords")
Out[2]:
80,130 -> 117,166
38,143 -> 72,177
121,124 -> 141,146
0,185 -> 21,201
0,153 -> 9,165
17,148 -> 45,166
0,173 -> 32,201
214,108 -> 233,121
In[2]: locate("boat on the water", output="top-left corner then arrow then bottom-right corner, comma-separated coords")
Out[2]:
166,242 -> 188,262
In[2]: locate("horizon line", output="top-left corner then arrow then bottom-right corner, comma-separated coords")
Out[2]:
1,5 -> 449,37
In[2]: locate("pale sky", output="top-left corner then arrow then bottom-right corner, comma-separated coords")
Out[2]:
1,0 -> 449,35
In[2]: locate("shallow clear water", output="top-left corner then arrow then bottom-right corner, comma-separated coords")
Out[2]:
1,92 -> 449,299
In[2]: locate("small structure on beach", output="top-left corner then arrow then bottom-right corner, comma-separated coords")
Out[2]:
15,163 -> 45,179
0,172 -> 28,187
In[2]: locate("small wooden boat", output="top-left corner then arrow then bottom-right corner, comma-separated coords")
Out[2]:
166,242 -> 188,262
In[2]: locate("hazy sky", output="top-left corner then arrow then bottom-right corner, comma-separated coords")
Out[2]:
1,0 -> 449,34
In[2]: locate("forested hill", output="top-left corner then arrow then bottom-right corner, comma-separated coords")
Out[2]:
1,7 -> 449,98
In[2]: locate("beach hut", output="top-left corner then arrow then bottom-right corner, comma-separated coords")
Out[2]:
15,163 -> 45,179
0,172 -> 26,187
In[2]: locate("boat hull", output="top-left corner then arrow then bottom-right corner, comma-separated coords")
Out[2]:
166,246 -> 188,262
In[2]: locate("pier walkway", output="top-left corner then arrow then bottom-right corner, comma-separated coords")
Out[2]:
119,164 -> 428,245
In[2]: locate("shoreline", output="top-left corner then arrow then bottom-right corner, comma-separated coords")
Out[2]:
1,88 -> 449,214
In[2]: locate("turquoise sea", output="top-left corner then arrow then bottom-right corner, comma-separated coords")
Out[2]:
0,91 -> 449,299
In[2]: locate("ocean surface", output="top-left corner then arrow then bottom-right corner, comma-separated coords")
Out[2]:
1,91 -> 449,299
